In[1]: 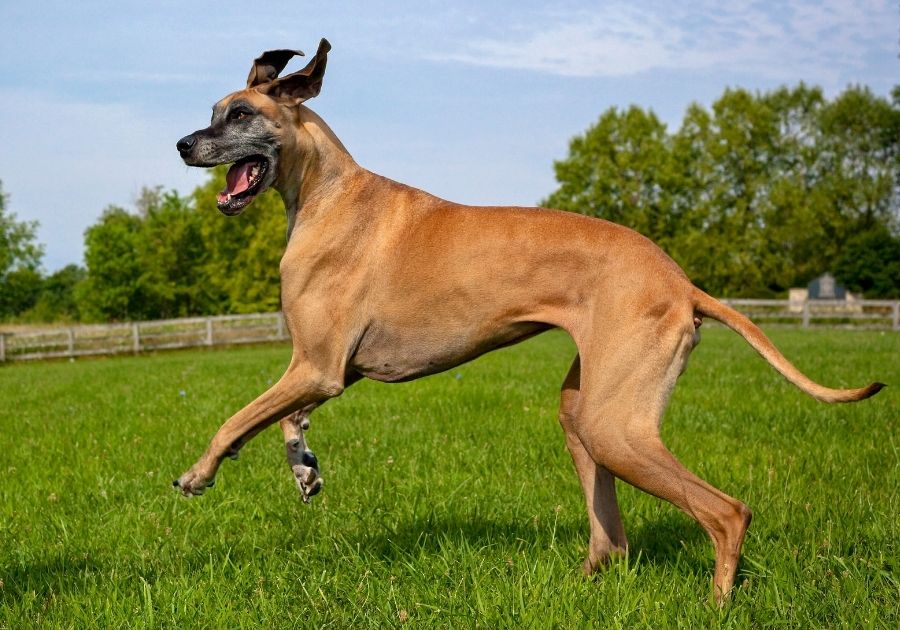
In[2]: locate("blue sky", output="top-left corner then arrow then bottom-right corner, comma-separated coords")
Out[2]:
1,1 -> 896,271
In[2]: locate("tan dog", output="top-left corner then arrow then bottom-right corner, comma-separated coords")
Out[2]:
175,39 -> 883,600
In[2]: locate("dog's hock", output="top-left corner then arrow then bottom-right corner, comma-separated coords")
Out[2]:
284,419 -> 323,503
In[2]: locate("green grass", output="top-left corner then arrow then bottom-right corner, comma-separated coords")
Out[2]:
0,328 -> 897,628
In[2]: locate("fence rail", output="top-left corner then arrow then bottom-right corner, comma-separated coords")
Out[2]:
0,300 -> 897,363
718,298 -> 900,330
0,312 -> 288,363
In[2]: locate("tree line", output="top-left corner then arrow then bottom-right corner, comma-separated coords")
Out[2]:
0,83 -> 898,324
0,168 -> 285,323
544,84 -> 899,298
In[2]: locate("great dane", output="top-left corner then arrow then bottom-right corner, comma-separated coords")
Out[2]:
175,38 -> 883,600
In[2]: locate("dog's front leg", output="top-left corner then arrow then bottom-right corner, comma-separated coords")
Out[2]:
174,364 -> 343,496
280,406 -> 322,503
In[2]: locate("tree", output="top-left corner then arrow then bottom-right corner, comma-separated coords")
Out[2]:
668,85 -> 830,296
192,167 -> 285,314
544,106 -> 678,242
23,264 -> 86,322
76,172 -> 288,322
833,226 -> 900,298
134,187 -> 210,318
0,180 -> 44,318
0,268 -> 43,318
77,190 -> 214,322
76,206 -> 145,321
815,86 -> 900,250
544,85 -> 900,297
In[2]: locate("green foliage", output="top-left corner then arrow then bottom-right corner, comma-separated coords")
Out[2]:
545,106 -> 677,238
0,180 -> 45,318
19,264 -> 86,323
77,175 -> 286,322
833,226 -> 900,298
192,167 -> 284,314
0,267 -> 42,317
545,85 -> 900,297
76,206 -> 147,321
0,329 -> 895,626
135,187 -> 210,319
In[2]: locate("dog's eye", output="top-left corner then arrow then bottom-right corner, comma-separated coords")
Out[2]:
230,109 -> 252,121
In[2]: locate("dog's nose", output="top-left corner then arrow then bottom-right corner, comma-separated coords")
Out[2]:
176,134 -> 196,153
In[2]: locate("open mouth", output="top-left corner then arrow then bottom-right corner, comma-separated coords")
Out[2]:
216,156 -> 269,215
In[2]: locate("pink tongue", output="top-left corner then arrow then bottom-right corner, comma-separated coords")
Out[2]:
225,162 -> 254,195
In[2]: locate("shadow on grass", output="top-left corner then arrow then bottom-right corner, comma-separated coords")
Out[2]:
0,513 -> 711,603
627,511 -> 709,566
0,557 -> 97,602
359,513 -> 583,558
354,507 -> 709,573
0,545 -> 255,602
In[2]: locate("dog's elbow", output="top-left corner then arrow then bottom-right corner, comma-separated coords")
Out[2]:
280,361 -> 346,402
317,378 -> 345,399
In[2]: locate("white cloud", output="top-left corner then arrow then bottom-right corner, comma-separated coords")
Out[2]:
428,0 -> 897,87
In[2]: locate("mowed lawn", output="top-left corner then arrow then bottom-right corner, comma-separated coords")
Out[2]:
0,327 -> 896,628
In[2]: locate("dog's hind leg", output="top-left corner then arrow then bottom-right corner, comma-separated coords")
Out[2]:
574,317 -> 751,603
278,373 -> 360,502
280,405 -> 323,503
558,355 -> 628,574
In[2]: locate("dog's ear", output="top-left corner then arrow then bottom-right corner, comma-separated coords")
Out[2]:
258,38 -> 331,104
247,49 -> 305,88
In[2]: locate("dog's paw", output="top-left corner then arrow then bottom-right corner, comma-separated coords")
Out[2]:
172,467 -> 216,497
292,450 -> 322,504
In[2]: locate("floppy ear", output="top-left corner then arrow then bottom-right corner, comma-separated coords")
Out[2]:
247,49 -> 305,88
258,38 -> 331,104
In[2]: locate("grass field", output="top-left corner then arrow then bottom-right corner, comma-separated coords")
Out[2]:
0,327 -> 896,628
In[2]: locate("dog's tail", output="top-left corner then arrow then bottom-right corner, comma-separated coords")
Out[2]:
691,287 -> 884,403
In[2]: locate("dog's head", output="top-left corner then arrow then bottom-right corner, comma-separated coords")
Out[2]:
177,39 -> 330,215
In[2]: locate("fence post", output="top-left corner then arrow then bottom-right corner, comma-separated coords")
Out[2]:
893,301 -> 899,332
0,333 -> 5,362
67,328 -> 75,357
132,322 -> 141,353
206,318 -> 214,346
801,301 -> 811,328
277,311 -> 286,340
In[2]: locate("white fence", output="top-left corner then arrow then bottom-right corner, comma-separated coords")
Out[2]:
0,312 -> 288,362
719,298 -> 900,330
0,300 -> 898,363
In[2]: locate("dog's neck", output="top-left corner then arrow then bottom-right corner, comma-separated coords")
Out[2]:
279,106 -> 361,237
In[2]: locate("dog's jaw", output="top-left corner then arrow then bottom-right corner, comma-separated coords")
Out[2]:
217,155 -> 273,215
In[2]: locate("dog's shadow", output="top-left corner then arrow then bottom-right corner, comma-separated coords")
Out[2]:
355,508 -> 708,572
0,516 -> 710,605
0,557 -> 96,602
